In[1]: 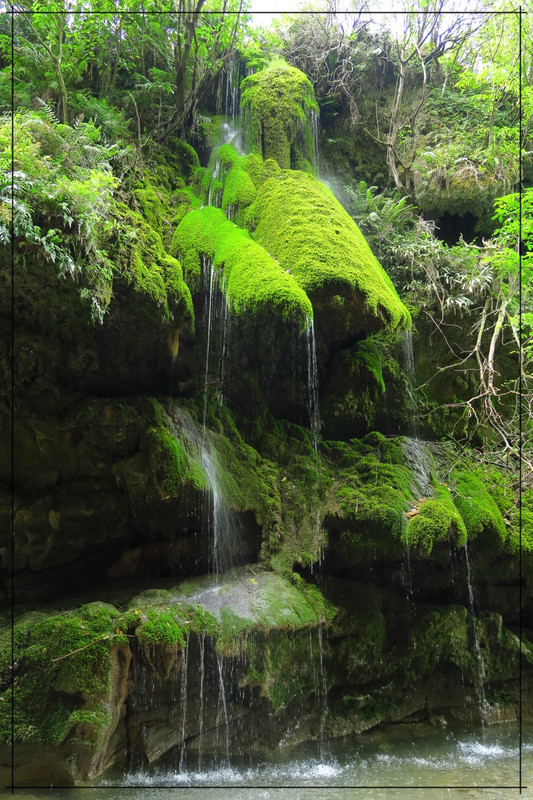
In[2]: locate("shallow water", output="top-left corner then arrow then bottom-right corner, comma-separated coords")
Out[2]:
9,720 -> 531,800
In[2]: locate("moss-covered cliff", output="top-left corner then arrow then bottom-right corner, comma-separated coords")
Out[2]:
2,56 -> 530,789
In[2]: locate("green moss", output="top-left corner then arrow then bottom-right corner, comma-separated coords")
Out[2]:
171,205 -> 313,327
330,438 -> 413,545
137,607 -> 188,647
406,483 -> 467,555
246,170 -> 410,334
133,185 -> 164,237
241,58 -> 319,171
0,603 -> 119,747
146,399 -> 207,494
217,607 -> 255,654
452,468 -> 508,541
244,152 -> 263,187
120,595 -> 218,643
172,138 -> 200,181
222,164 -> 257,223
354,336 -> 387,394
113,202 -> 194,329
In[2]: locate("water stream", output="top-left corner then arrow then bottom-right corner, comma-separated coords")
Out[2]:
38,720 -> 529,798
464,542 -> 489,720
402,329 -> 420,438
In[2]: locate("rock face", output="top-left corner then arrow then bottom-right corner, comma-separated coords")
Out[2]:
2,63 -> 531,788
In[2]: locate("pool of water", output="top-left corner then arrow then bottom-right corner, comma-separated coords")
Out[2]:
8,720 -> 531,800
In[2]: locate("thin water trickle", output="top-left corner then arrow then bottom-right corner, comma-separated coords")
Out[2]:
402,329 -> 420,438
202,256 -> 216,439
197,635 -> 205,771
216,651 -> 231,763
305,319 -> 320,453
179,637 -> 190,771
207,159 -> 221,207
464,542 -> 489,723
316,622 -> 329,759
311,109 -> 320,174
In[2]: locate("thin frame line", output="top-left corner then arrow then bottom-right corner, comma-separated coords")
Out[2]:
518,3 -> 524,796
9,2 -> 15,797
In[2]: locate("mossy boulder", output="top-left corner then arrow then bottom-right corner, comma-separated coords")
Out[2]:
1,602 -> 131,783
171,205 -> 312,327
246,169 -> 410,342
241,58 -> 319,172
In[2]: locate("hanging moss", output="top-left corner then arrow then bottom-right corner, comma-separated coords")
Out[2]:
406,483 -> 467,555
246,169 -> 410,337
452,468 -> 508,542
113,202 -> 194,329
241,58 -> 319,171
170,205 -> 313,327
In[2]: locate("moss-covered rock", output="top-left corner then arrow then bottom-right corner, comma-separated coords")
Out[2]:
406,483 -> 467,555
246,169 -> 410,341
241,58 -> 319,172
171,205 -> 313,327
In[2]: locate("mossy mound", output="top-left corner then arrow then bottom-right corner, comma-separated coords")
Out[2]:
406,484 -> 467,555
1,602 -> 122,749
171,205 -> 312,327
246,169 -> 410,340
241,58 -> 319,171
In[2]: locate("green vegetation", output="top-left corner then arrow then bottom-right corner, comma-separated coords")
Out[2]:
247,170 -> 410,333
241,58 -> 319,171
171,205 -> 313,327
0,603 -> 119,747
2,0 -> 531,779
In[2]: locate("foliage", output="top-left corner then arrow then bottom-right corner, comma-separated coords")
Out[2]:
1,111 -> 119,321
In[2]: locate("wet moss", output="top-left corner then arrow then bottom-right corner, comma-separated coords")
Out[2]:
113,202 -> 194,329
171,205 -> 312,327
0,602 -> 119,747
246,169 -> 410,334
146,399 -> 207,494
406,483 -> 467,555
241,58 -> 319,172
452,468 -> 508,541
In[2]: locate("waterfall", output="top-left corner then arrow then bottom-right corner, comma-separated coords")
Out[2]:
201,256 -> 229,437
305,318 -> 320,454
402,329 -> 420,438
197,635 -> 205,771
201,443 -> 238,576
216,651 -> 231,764
311,109 -> 320,175
178,637 -> 190,771
464,542 -> 489,721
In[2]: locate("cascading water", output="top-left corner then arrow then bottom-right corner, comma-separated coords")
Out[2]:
311,109 -> 320,175
207,159 -> 221,207
402,328 -> 420,438
197,635 -> 205,770
201,444 -> 238,576
215,652 -> 231,764
178,637 -> 190,771
464,542 -> 489,722
305,318 -> 320,455
199,254 -> 238,576
201,255 -> 230,435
